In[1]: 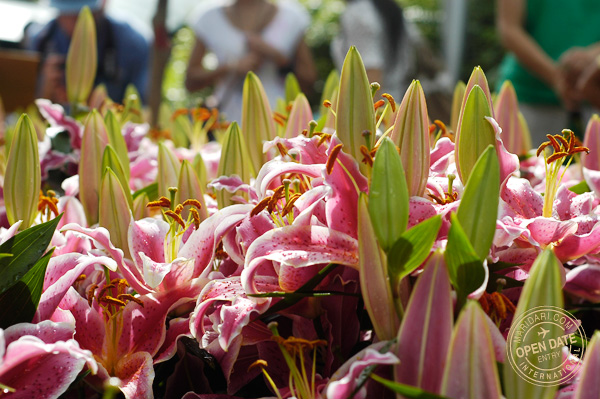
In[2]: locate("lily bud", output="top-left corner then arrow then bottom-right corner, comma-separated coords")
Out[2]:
157,142 -> 180,198
389,80 -> 430,196
357,193 -> 398,340
455,85 -> 496,184
99,167 -> 132,258
177,160 -> 208,221
242,72 -> 276,175
336,47 -> 376,174
104,110 -> 130,180
132,192 -> 150,220
192,153 -> 208,190
216,122 -> 254,208
450,80 -> 466,132
284,72 -> 301,105
284,93 -> 313,138
79,110 -> 109,225
494,80 -> 527,155
4,114 -> 40,228
101,145 -> 132,209
122,84 -> 143,124
582,114 -> 600,170
65,6 -> 97,107
317,70 -> 339,132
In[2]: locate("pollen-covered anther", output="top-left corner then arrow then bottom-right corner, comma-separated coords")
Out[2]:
434,120 -> 448,136
382,93 -> 396,112
171,108 -> 189,121
322,100 -> 332,108
251,196 -> 272,217
276,143 -> 289,157
192,107 -> 211,122
536,141 -> 552,157
38,190 -> 60,217
326,144 -> 343,175
174,204 -> 184,215
546,151 -> 569,164
248,359 -> 269,372
273,112 -> 288,127
165,210 -> 186,229
87,284 -> 98,307
268,186 -> 285,213
479,291 -> 515,325
147,196 -> 171,209
117,294 -> 144,307
316,132 -> 332,147
272,335 -> 327,355
546,134 -> 562,152
190,208 -> 201,229
99,296 -> 127,308
75,274 -> 86,283
98,283 -> 116,299
360,145 -> 374,167
182,199 -> 202,210
281,193 -> 301,217
373,99 -> 385,110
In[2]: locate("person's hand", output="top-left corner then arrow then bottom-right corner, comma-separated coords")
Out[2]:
551,67 -> 580,111
576,56 -> 600,109
228,52 -> 262,76
39,53 -> 67,104
560,47 -> 595,83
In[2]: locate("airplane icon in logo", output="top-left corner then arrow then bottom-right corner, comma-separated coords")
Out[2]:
538,327 -> 550,339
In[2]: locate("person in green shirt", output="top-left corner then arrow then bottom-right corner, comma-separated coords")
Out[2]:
497,0 -> 600,146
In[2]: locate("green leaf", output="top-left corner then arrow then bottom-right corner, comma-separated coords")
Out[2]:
387,215 -> 442,281
503,249 -> 563,399
456,145 -> 499,260
336,46 -> 376,175
133,182 -> 158,201
371,374 -> 449,399
0,215 -> 61,295
99,167 -> 132,258
368,137 -> 409,252
456,85 -> 496,184
444,213 -> 485,309
569,180 -> 591,194
0,249 -> 53,328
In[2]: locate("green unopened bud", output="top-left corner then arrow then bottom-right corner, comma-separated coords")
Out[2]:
105,110 -> 130,180
102,145 -> 132,209
284,73 -> 301,105
284,94 -> 313,138
66,6 -> 97,107
242,72 -> 276,175
99,167 -> 132,258
216,122 -> 254,208
4,114 -> 40,228
450,80 -> 466,132
157,142 -> 180,198
494,80 -> 527,155
177,160 -> 208,221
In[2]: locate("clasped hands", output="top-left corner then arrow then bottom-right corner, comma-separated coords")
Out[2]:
554,46 -> 600,110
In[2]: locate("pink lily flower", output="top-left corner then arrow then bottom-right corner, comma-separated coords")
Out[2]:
0,320 -> 97,399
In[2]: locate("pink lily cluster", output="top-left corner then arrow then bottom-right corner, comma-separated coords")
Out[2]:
2,13 -> 600,398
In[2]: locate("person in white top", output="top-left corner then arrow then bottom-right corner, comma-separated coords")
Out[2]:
186,0 -> 317,123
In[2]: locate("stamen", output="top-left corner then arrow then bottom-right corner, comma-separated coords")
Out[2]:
190,208 -> 201,229
373,99 -> 385,110
546,151 -> 569,164
317,133 -> 331,147
326,144 -> 343,175
536,141 -> 552,157
182,199 -> 202,210
98,283 -> 116,299
147,196 -> 171,209
165,210 -> 186,229
546,134 -> 561,152
170,108 -> 189,121
99,296 -> 126,308
87,284 -> 98,307
308,120 -> 317,137
251,196 -> 272,217
382,93 -> 396,112
268,186 -> 285,213
117,294 -> 144,307
281,193 -> 301,217
360,145 -> 374,167
322,100 -> 332,109
555,134 -> 569,149
273,112 -> 288,127
277,143 -> 289,157
174,204 -> 184,215
248,359 -> 269,372
75,274 -> 86,283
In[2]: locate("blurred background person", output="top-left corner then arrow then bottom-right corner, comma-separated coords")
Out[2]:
25,0 -> 150,105
497,0 -> 600,145
331,0 -> 452,121
185,0 -> 317,123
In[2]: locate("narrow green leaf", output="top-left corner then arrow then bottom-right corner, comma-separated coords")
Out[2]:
4,114 -> 41,228
503,249 -> 563,399
102,145 -> 133,209
104,110 -> 130,180
456,145 -> 499,260
387,215 -> 442,281
65,6 -> 97,106
456,85 -> 496,184
0,215 -> 61,295
444,213 -> 485,309
371,374 -> 449,399
368,137 -> 409,252
450,80 -> 466,132
336,46 -> 376,175
569,180 -> 591,195
0,249 -> 53,329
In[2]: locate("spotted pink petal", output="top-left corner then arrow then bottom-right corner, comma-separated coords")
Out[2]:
139,252 -> 174,289
57,195 -> 87,228
128,217 -> 168,270
552,221 -> 600,261
565,264 -> 600,302
254,159 -> 322,198
0,331 -> 97,399
179,204 -> 254,279
326,342 -> 399,399
430,137 -> 455,174
395,251 -> 453,394
582,167 -> 600,198
115,351 -> 155,399
554,186 -> 594,221
486,116 -> 520,185
36,99 -> 83,149
501,177 -> 543,219
263,134 -> 328,164
35,253 -> 117,322
526,217 -> 578,247
242,225 -> 358,295
3,320 -> 74,347
154,317 -> 191,364
59,287 -> 106,355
